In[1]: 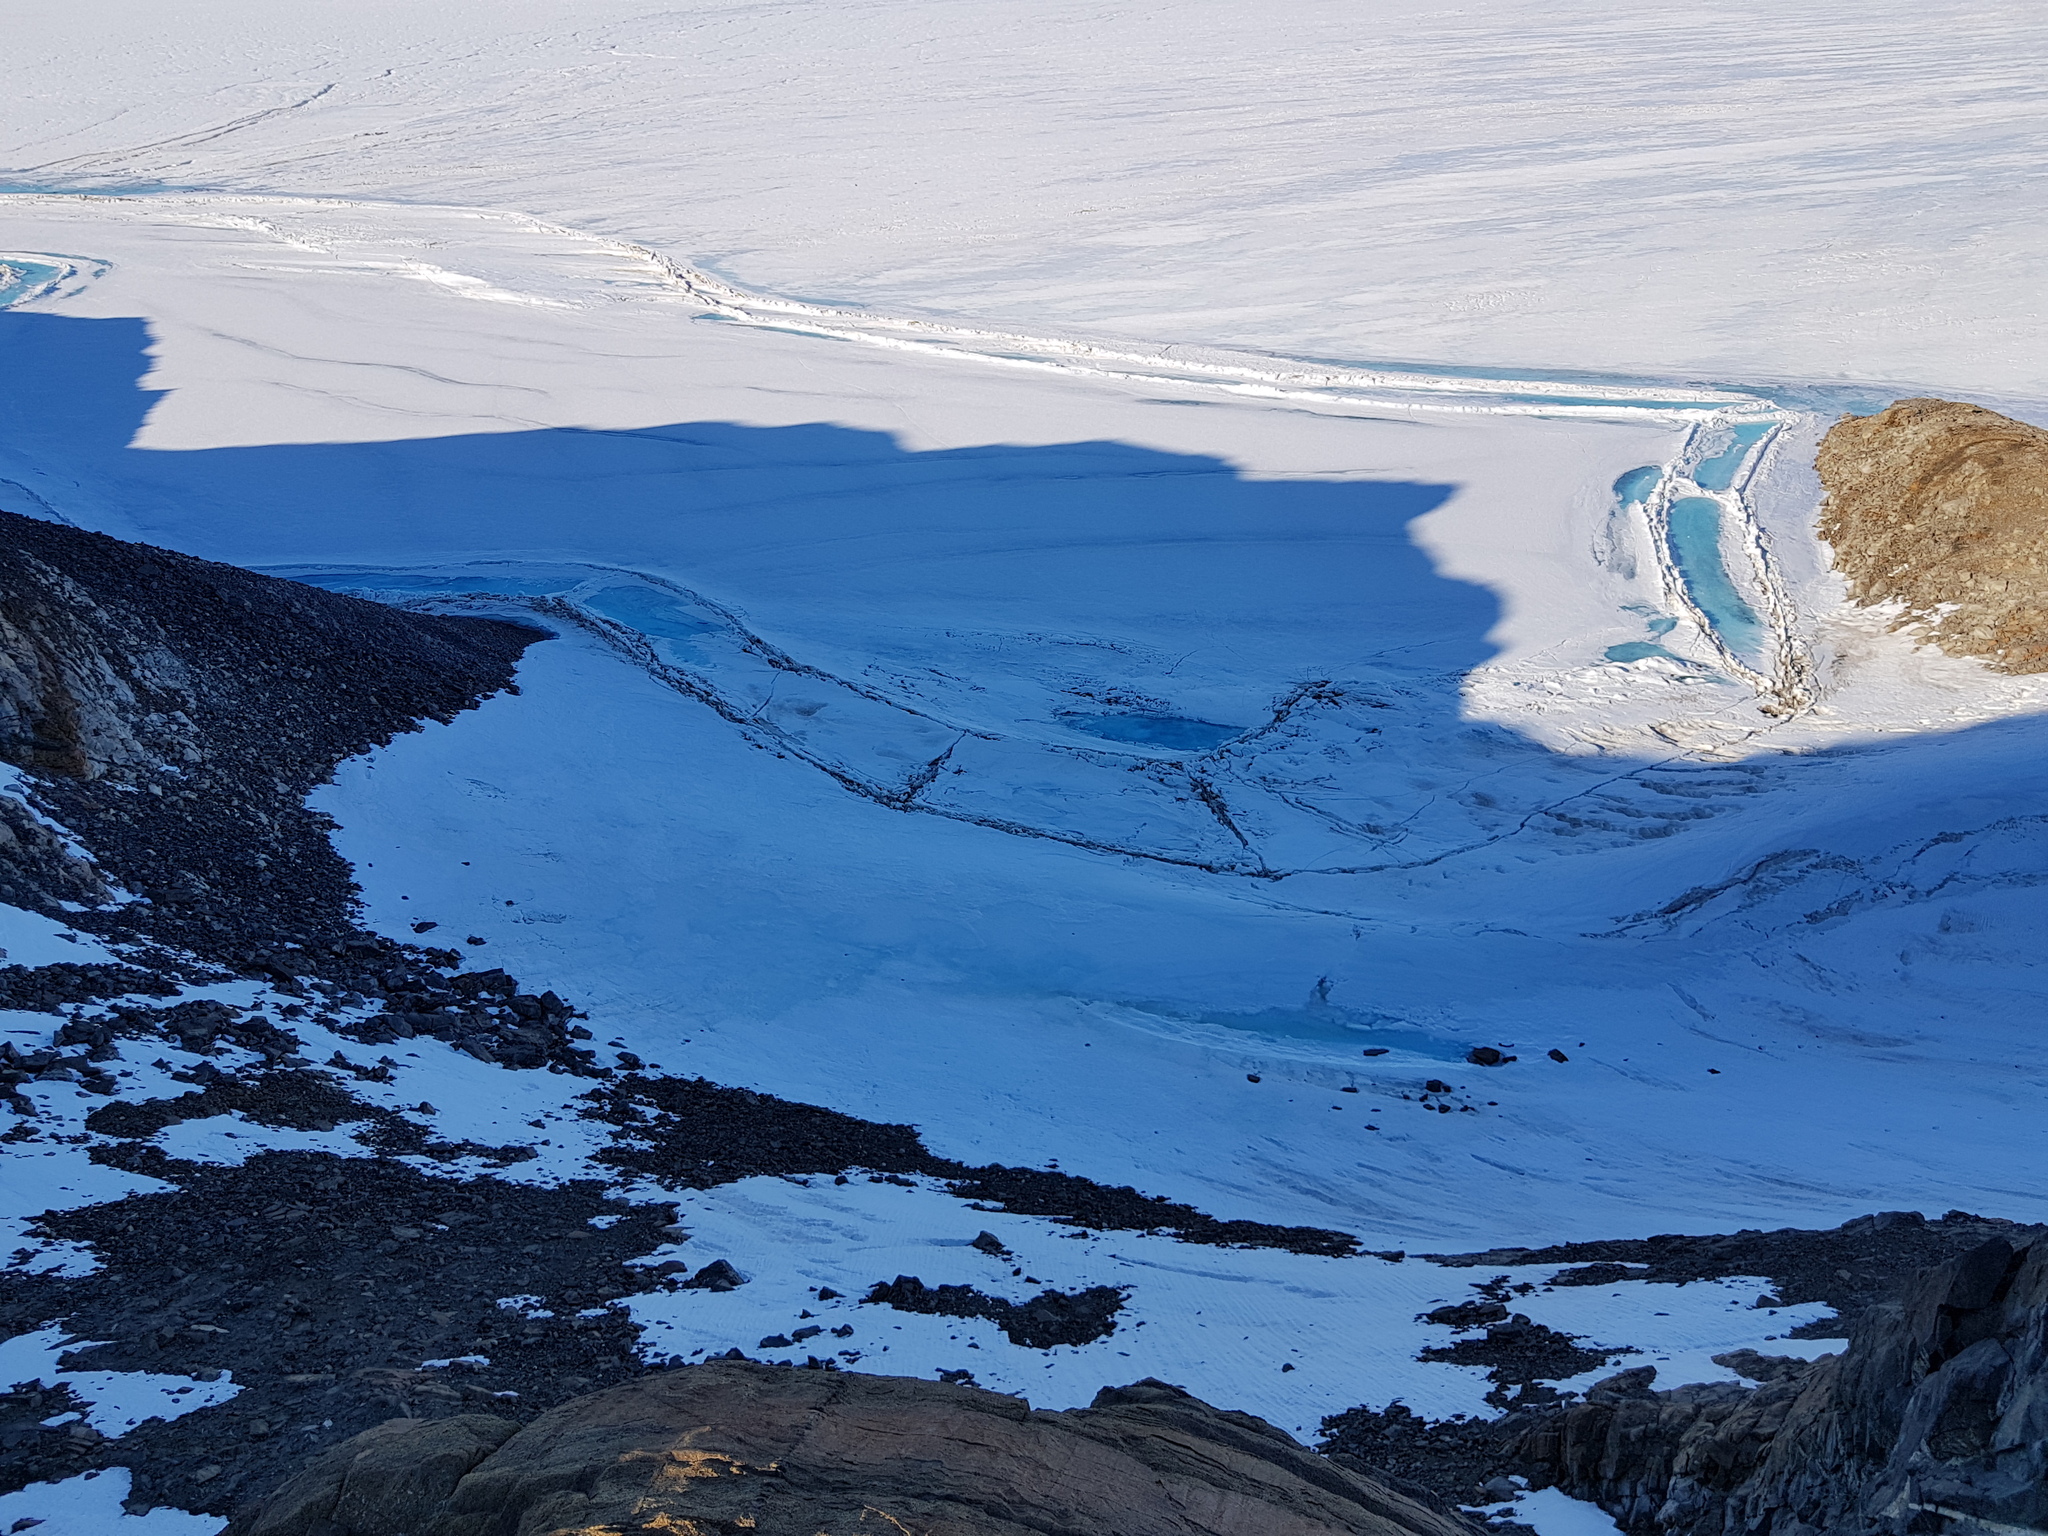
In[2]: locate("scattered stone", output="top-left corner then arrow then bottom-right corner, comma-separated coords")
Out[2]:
1547,1262 -> 1640,1288
971,1230 -> 1010,1257
0,963 -> 176,1013
0,1151 -> 675,1514
1319,1401 -> 1520,1518
863,1275 -> 1127,1349
584,1072 -> 1358,1255
1425,1208 -> 2034,1338
1547,1049 -> 1568,1062
1418,1314 -> 1626,1410
681,1259 -> 746,1292
1421,1300 -> 1509,1329
85,1069 -> 370,1140
0,508 -> 538,971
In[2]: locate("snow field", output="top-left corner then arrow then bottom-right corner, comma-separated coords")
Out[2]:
0,1466 -> 222,1534
4,1 -> 2046,392
0,924 -> 1838,1458
0,9 -> 2044,1519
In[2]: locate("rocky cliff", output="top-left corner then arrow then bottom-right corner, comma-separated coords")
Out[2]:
229,1363 -> 1481,1536
0,509 -> 627,1072
1513,1229 -> 2048,1536
1817,397 -> 2048,671
0,508 -> 542,961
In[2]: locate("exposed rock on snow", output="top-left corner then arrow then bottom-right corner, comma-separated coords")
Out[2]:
585,1071 -> 1361,1254
1416,1311 -> 1625,1410
0,508 -> 540,953
1512,1228 -> 2048,1536
1818,397 -> 2048,671
1318,1213 -> 2045,1513
1428,1209 -> 2033,1341
228,1364 -> 1479,1536
0,507 -> 611,1073
7,1152 -> 679,1517
862,1273 -> 1127,1349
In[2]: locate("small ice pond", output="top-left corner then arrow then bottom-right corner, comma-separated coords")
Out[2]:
1612,465 -> 1662,505
1123,1000 -> 1474,1061
1665,498 -> 1766,659
1603,640 -> 1679,664
1691,422 -> 1774,493
0,258 -> 67,309
578,584 -> 724,644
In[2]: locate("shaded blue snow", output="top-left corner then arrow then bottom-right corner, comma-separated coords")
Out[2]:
1064,714 -> 1243,752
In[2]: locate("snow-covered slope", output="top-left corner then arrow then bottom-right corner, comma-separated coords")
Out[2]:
2,178 -> 2040,1238
0,2 -> 2043,1521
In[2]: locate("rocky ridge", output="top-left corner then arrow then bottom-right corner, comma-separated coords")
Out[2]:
1318,1210 -> 2045,1522
1512,1228 -> 2048,1536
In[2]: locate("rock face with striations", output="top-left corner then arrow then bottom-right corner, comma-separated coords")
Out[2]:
228,1364 -> 1479,1536
1513,1230 -> 2048,1536
1817,397 -> 2048,671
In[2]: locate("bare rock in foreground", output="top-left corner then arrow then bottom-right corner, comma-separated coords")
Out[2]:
1817,397 -> 2048,671
229,1364 -> 1478,1536
1513,1229 -> 2048,1536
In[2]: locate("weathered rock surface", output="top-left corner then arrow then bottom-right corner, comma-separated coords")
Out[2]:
1513,1229 -> 2048,1536
228,1414 -> 519,1536
229,1364 -> 1479,1536
1817,397 -> 2048,671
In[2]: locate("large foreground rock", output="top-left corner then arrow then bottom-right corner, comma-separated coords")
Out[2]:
1816,396 -> 2048,671
1513,1229 -> 2048,1536
229,1365 -> 1477,1536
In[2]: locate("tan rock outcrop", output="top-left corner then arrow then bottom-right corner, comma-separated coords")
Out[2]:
228,1366 -> 1478,1536
1816,397 -> 2048,671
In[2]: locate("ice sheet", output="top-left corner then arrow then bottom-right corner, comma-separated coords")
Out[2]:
0,9 -> 2039,1513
